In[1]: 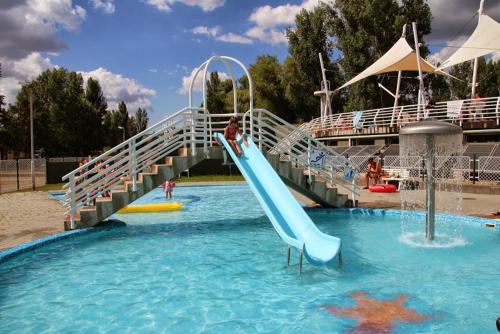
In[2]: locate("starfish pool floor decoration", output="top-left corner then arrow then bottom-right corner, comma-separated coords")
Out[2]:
322,291 -> 434,333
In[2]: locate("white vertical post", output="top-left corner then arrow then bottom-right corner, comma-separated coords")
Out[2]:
397,105 -> 404,127
307,138 -> 312,185
29,92 -> 35,190
258,111 -> 262,151
203,108 -> 208,155
191,109 -> 196,156
495,96 -> 500,126
472,0 -> 485,98
412,22 -> 425,120
69,174 -> 76,230
129,139 -> 137,192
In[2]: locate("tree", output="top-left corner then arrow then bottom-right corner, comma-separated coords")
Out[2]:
249,55 -> 288,119
85,77 -> 108,119
448,58 -> 499,100
118,101 -> 129,139
206,72 -> 226,113
5,68 -> 105,156
132,108 -> 149,134
330,0 -> 432,111
285,4 -> 340,121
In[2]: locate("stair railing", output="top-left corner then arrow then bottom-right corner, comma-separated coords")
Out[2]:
243,109 -> 359,200
62,107 -> 208,228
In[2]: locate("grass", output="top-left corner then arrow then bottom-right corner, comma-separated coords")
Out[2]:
5,175 -> 243,195
173,175 -> 245,183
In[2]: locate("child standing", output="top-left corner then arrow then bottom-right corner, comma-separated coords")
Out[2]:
163,181 -> 176,199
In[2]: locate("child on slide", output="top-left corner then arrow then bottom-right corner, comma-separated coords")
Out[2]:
224,116 -> 248,157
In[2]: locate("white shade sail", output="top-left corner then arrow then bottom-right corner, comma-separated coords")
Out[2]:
337,37 -> 447,91
439,14 -> 500,69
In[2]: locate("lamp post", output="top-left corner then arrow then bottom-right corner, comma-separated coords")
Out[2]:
29,91 -> 35,190
118,126 -> 125,142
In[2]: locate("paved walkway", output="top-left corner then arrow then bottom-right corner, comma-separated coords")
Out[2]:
1,183 -> 499,251
0,192 -> 64,251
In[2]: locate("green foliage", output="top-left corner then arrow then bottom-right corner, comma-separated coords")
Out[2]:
285,4 -> 339,120
249,55 -> 288,119
330,0 -> 432,111
132,108 -> 149,135
450,58 -> 500,99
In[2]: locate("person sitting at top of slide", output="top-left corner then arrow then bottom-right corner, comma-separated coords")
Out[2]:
364,157 -> 381,189
224,116 -> 248,157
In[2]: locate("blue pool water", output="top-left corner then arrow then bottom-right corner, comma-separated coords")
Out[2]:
2,185 -> 499,333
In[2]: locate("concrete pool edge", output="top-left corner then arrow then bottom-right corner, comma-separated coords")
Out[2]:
0,221 -> 126,264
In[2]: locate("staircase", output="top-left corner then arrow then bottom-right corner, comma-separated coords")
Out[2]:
62,56 -> 358,229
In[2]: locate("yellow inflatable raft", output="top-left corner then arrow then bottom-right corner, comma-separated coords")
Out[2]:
118,202 -> 183,214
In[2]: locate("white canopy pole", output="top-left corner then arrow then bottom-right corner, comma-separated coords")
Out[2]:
412,22 -> 425,120
319,53 -> 332,118
393,25 -> 407,116
471,0 -> 485,98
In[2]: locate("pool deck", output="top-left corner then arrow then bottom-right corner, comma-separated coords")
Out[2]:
1,182 -> 499,251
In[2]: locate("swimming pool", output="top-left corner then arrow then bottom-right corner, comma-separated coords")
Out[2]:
2,185 -> 499,333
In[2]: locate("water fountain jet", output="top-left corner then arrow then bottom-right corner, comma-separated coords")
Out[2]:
399,119 -> 463,241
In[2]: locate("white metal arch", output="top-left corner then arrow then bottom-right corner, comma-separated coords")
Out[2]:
188,55 -> 254,115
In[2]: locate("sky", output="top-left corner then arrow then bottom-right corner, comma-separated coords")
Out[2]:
1,0 -> 499,123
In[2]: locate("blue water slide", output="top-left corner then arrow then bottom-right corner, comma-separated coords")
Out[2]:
215,133 -> 341,266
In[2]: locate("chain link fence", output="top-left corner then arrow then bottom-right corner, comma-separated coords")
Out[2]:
478,157 -> 500,184
0,159 -> 46,193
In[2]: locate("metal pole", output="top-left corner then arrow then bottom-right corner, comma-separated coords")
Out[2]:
287,246 -> 291,267
425,135 -> 435,240
392,25 -> 406,120
412,22 -> 425,119
299,250 -> 303,274
30,92 -> 35,190
319,53 -> 332,118
472,0 -> 485,98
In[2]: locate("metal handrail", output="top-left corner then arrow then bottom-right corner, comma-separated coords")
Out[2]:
63,107 -> 208,228
302,96 -> 500,137
243,108 -> 359,199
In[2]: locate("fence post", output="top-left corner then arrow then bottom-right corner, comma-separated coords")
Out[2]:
472,154 -> 476,185
16,159 -> 20,191
129,139 -> 137,192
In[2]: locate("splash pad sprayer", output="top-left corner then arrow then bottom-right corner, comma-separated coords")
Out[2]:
399,119 -> 463,240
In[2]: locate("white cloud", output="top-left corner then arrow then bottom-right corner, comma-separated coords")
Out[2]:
191,25 -> 221,37
80,68 -> 156,111
244,0 -> 326,45
427,36 -> 468,66
216,33 -> 253,45
0,52 -> 156,112
0,0 -> 86,60
0,52 -> 56,104
90,0 -> 115,14
492,52 -> 500,62
144,0 -> 225,13
245,27 -> 287,45
179,68 -> 229,94
189,25 -> 253,44
148,68 -> 158,73
26,0 -> 86,31
248,0 -> 317,29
